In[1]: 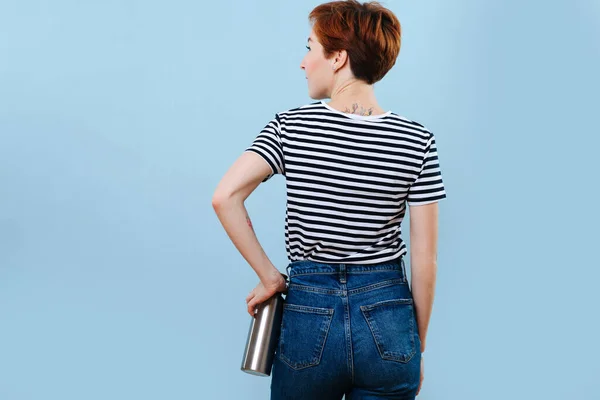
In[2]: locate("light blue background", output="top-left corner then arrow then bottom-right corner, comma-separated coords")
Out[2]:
1,0 -> 599,399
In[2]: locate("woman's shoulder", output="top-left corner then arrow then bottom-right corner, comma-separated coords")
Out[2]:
274,102 -> 434,137
275,101 -> 321,116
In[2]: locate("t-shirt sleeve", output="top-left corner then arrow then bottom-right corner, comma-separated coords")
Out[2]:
406,133 -> 447,206
244,113 -> 285,182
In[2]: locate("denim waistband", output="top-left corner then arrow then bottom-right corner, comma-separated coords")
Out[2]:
285,256 -> 406,280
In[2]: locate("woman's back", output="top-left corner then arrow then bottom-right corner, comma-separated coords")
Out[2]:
245,100 -> 446,265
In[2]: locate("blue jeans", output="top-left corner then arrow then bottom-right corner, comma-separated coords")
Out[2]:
270,257 -> 422,400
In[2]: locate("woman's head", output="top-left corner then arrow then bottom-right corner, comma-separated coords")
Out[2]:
300,0 -> 401,99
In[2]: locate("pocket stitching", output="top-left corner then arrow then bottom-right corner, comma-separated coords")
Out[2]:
360,299 -> 416,363
360,298 -> 413,311
284,303 -> 334,315
278,305 -> 335,370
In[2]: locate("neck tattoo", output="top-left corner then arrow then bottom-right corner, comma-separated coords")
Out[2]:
343,102 -> 374,116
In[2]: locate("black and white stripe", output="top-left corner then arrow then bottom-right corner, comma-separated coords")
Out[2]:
245,100 -> 446,264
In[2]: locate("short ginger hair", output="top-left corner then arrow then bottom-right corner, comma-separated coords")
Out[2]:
309,0 -> 401,85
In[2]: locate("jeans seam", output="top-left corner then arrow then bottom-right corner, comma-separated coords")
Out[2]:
287,277 -> 406,296
348,278 -> 406,296
287,284 -> 341,295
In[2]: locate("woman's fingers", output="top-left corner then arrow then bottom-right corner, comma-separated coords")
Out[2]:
247,299 -> 259,317
245,290 -> 253,316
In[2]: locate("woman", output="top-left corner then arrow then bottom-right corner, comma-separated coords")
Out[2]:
212,1 -> 446,398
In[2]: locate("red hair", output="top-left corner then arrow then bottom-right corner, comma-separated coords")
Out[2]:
309,0 -> 401,84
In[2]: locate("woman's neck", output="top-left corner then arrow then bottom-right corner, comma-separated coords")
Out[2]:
327,81 -> 385,116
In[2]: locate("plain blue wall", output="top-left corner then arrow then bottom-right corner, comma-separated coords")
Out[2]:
1,1 -> 599,399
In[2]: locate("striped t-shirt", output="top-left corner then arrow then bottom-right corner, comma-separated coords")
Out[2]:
245,100 -> 447,265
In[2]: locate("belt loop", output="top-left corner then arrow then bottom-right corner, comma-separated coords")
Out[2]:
286,264 -> 291,279
339,264 -> 347,283
401,258 -> 407,283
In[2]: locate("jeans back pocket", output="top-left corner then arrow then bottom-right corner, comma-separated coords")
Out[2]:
360,298 -> 417,363
278,303 -> 335,370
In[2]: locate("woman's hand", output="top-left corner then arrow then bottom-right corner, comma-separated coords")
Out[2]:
416,356 -> 424,396
245,269 -> 287,317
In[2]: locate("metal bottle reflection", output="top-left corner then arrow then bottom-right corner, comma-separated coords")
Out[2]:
241,273 -> 289,376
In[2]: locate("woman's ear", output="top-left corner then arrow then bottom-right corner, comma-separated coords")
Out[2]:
335,49 -> 349,69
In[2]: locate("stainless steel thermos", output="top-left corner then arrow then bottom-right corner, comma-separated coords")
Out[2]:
241,273 -> 289,376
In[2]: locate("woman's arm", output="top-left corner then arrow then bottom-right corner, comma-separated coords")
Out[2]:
408,201 -> 440,353
212,151 -> 281,283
